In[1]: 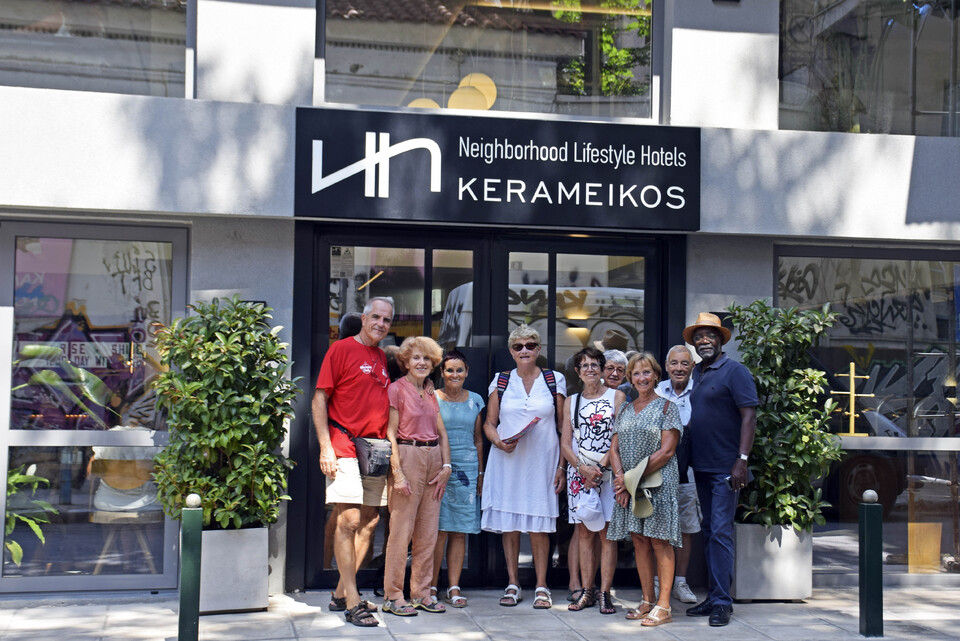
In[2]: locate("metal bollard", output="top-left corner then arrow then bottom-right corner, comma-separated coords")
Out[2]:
858,489 -> 883,638
178,493 -> 203,641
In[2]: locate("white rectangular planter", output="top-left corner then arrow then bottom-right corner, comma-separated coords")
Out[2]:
732,523 -> 812,601
198,527 -> 269,613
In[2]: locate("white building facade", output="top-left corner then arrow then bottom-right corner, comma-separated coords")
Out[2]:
2,0 -> 959,594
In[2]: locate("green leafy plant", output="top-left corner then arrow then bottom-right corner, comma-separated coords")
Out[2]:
13,344 -> 114,429
5,465 -> 57,566
152,296 -> 301,529
726,299 -> 844,532
553,0 -> 651,97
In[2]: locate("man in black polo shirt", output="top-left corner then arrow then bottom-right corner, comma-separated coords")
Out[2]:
683,313 -> 758,627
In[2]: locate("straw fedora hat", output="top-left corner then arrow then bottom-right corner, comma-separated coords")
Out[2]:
622,457 -> 663,519
682,312 -> 732,345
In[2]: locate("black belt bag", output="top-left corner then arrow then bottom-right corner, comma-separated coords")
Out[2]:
331,420 -> 392,477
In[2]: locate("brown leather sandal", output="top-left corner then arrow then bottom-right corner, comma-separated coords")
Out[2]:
567,588 -> 596,611
598,591 -> 616,615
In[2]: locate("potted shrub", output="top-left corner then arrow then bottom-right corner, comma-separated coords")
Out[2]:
725,299 -> 843,600
152,295 -> 300,612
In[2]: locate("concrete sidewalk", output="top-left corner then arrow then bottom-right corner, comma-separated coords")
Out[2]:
1,586 -> 958,641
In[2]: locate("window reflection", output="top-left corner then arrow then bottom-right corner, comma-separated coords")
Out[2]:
556,253 -> 643,395
433,249 -> 473,350
325,0 -> 654,118
778,252 -> 960,575
3,443 -> 164,577
817,450 -> 960,575
11,238 -> 173,431
0,0 -> 186,96
327,246 -> 425,347
778,256 -> 959,439
781,0 -> 960,136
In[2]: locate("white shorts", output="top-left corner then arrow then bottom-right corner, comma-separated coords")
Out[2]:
678,482 -> 702,534
324,457 -> 387,507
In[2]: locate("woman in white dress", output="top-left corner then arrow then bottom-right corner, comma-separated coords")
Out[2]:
482,325 -> 566,610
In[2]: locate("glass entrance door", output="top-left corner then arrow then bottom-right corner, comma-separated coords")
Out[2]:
301,226 -> 663,590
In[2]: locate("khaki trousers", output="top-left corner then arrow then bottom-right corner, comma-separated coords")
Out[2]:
383,444 -> 443,601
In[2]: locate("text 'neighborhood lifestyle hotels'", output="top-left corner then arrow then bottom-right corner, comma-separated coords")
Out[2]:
457,136 -> 688,209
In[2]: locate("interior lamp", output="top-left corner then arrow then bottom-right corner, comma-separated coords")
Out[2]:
458,72 -> 497,109
407,98 -> 440,108
447,85 -> 488,110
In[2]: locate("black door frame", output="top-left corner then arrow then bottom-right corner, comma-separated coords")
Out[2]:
286,221 -> 687,592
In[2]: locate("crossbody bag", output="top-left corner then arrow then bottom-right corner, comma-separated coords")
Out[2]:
330,419 -> 392,477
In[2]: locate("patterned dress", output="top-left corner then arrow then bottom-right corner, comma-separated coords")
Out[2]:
566,387 -> 617,524
606,396 -> 683,547
437,391 -> 484,533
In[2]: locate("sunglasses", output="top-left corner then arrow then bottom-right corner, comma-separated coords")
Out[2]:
511,342 -> 540,352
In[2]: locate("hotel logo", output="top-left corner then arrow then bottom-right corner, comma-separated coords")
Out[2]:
312,132 -> 441,198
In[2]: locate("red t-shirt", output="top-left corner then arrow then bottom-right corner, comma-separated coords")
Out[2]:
316,337 -> 391,458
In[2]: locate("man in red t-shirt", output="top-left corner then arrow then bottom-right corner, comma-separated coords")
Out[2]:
313,296 -> 394,626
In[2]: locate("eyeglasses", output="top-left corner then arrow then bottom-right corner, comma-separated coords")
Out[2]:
604,365 -> 625,374
511,342 -> 540,352
578,363 -> 601,370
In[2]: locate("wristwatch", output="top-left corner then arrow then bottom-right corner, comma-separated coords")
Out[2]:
739,453 -> 749,461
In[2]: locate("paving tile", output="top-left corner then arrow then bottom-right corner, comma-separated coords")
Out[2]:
749,622 -> 860,640
392,633 -> 490,641
484,630 -> 588,641
474,612 -> 572,632
291,610 -> 390,637
0,636 -> 105,641
664,619 -> 777,641
379,608 -> 482,633
198,611 -> 297,641
5,610 -> 107,634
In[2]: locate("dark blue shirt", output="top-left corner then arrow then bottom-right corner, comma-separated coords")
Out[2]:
689,353 -> 759,473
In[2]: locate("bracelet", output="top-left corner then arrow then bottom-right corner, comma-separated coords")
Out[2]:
556,465 -> 564,471
615,468 -> 624,474
442,463 -> 452,469
478,471 -> 484,475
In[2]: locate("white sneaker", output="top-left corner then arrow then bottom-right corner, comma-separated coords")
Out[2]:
673,580 -> 697,603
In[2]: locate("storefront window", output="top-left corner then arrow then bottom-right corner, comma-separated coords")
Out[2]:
781,0 -> 960,136
11,237 -> 173,432
0,0 -> 186,96
324,0 -> 654,118
1,223 -> 184,591
4,444 -> 164,578
778,250 -> 960,576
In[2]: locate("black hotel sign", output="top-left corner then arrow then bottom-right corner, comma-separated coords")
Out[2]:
294,108 -> 700,231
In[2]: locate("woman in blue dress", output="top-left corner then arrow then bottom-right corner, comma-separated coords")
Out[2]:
430,350 -> 484,607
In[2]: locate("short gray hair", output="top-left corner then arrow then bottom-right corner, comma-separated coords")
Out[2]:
508,324 -> 541,345
363,296 -> 395,316
603,349 -> 627,366
667,344 -> 694,360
